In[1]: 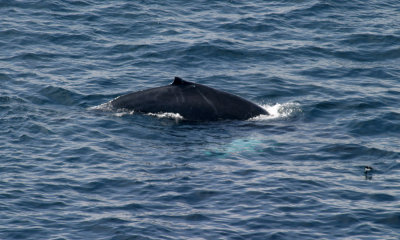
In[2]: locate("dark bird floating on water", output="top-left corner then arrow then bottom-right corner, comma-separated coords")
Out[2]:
111,77 -> 268,121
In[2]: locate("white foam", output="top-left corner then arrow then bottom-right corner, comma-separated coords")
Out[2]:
250,102 -> 301,121
146,112 -> 184,120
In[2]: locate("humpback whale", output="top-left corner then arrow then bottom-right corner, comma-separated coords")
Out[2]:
111,77 -> 268,121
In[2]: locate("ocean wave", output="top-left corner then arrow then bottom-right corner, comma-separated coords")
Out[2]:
348,113 -> 400,136
340,33 -> 400,46
319,143 -> 399,160
39,86 -> 81,106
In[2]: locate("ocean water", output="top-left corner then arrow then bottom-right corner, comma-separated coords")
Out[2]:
1,0 -> 399,239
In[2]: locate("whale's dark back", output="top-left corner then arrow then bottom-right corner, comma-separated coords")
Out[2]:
111,77 -> 267,121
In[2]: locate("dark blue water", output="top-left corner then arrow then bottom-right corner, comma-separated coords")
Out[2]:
1,1 -> 400,239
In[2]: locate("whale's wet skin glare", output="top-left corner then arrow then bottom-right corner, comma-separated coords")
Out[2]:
111,77 -> 268,121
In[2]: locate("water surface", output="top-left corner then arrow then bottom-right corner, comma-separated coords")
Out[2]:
1,1 -> 399,239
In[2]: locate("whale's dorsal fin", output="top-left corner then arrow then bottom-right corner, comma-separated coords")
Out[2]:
172,77 -> 192,86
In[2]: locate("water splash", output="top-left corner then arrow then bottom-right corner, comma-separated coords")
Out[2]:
250,102 -> 301,121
